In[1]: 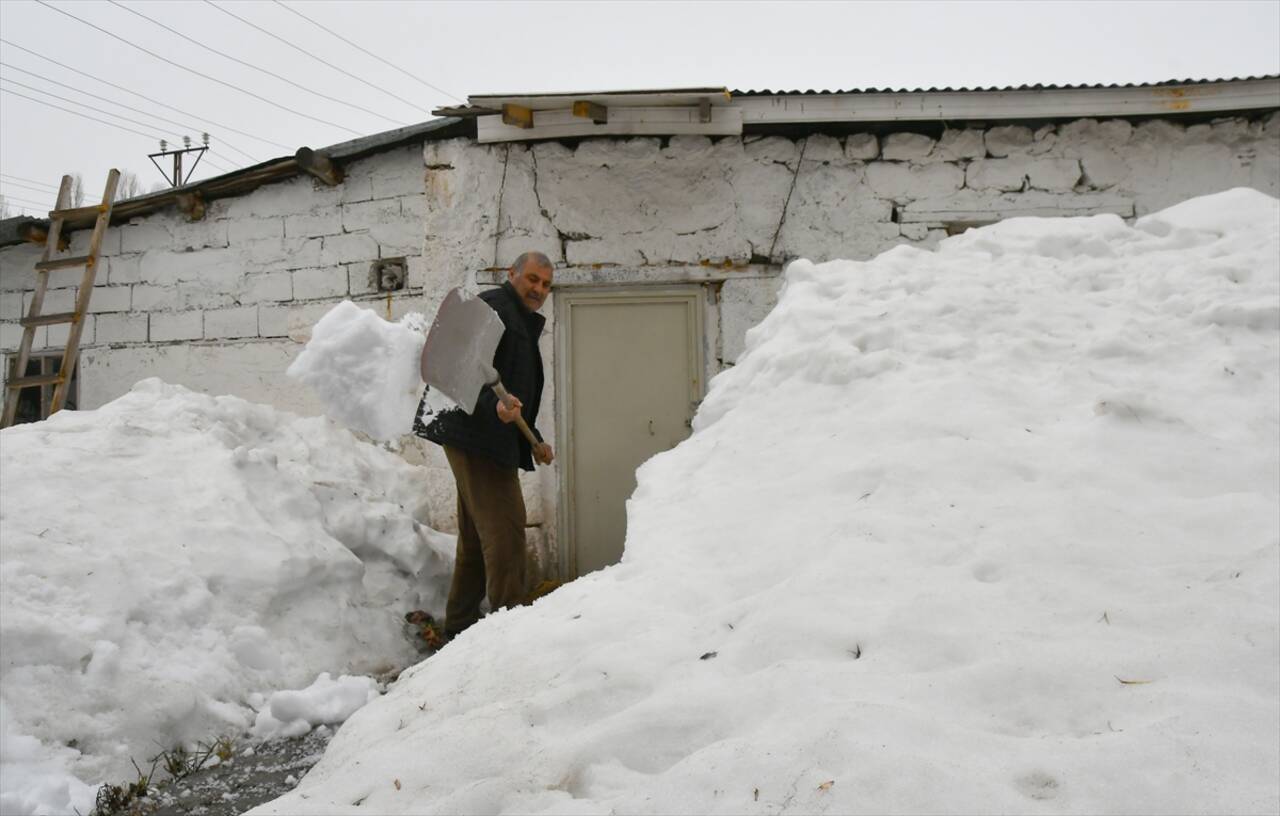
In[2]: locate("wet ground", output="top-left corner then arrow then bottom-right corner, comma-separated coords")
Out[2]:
140,727 -> 333,816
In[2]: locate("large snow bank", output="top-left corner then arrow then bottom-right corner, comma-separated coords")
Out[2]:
254,189 -> 1280,815
0,380 -> 454,814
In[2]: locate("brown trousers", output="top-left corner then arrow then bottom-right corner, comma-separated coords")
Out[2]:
443,445 -> 527,637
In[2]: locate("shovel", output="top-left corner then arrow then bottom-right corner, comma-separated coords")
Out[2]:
421,287 -> 541,452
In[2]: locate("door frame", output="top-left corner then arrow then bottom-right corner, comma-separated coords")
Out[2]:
554,285 -> 706,579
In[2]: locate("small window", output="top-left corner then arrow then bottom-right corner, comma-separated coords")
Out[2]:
4,352 -> 79,425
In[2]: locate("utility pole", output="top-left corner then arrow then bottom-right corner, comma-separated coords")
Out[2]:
149,133 -> 210,187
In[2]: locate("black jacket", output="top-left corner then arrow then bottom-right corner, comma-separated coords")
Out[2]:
415,282 -> 545,471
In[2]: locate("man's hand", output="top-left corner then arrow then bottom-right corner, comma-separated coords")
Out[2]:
534,442 -> 555,465
496,394 -> 522,424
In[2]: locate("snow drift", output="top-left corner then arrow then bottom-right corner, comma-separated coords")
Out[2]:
0,381 -> 454,814
254,189 -> 1280,815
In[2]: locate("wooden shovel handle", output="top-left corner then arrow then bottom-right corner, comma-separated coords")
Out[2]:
491,381 -> 540,449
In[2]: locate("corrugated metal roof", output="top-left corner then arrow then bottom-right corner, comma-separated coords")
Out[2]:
731,75 -> 1280,96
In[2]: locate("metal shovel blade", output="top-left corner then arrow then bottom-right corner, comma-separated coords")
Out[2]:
421,287 -> 503,414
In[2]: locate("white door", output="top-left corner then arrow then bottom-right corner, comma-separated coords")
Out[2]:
557,288 -> 704,577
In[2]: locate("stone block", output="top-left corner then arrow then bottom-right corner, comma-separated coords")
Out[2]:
370,155 -> 428,198
120,221 -> 174,254
0,290 -> 21,320
339,175 -> 375,205
107,254 -> 143,285
802,134 -> 845,164
881,132 -> 936,161
405,256 -> 429,291
228,217 -> 284,244
0,245 -> 44,291
170,218 -> 230,251
47,319 -> 91,348
864,161 -> 964,201
250,237 -> 324,271
342,198 -> 402,232
1026,158 -> 1082,192
244,272 -> 293,303
899,223 -> 929,241
131,284 -> 179,312
138,247 -> 241,286
204,306 -> 258,339
744,135 -> 801,165
348,263 -> 378,296
966,159 -> 1028,192
845,132 -> 880,160
901,190 -> 1134,223
985,125 -> 1035,157
370,220 -> 423,257
88,286 -> 131,313
258,302 -> 334,342
399,194 -> 428,222
150,310 -> 203,342
69,226 -> 122,257
934,129 -> 986,160
1079,148 -> 1129,190
319,233 -> 379,266
222,175 -> 337,220
176,283 -> 236,311
95,312 -> 147,344
0,321 -> 23,352
292,266 -> 349,300
26,288 -> 78,315
284,211 -> 343,238
1029,124 -> 1057,156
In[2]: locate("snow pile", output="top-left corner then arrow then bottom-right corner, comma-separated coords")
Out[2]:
250,674 -> 381,740
254,189 -> 1279,815
0,380 -> 454,815
286,300 -> 427,441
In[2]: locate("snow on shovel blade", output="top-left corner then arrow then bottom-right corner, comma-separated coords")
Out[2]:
421,287 -> 504,415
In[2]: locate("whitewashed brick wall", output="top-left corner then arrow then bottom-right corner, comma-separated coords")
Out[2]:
0,144 -> 429,419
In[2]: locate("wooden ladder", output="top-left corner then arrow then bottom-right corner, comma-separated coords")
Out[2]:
1,169 -> 120,429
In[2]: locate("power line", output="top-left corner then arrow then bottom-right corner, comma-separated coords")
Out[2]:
106,0 -> 408,127
0,178 -> 58,195
0,61 -> 256,164
203,0 -> 435,117
1,77 -> 185,144
0,38 -> 290,153
1,86 -> 157,139
0,191 -> 56,209
0,172 -> 58,189
33,0 -> 363,136
272,0 -> 463,104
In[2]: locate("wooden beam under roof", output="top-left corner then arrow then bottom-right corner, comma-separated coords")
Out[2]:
501,103 -> 535,129
294,147 -> 343,186
478,105 -> 742,143
471,87 -> 732,111
572,101 -> 608,124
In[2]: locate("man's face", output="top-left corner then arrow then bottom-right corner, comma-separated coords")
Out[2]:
508,262 -> 553,312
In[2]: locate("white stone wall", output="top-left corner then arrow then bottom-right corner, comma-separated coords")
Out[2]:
424,111 -> 1280,579
3,111 -> 1277,585
0,144 -> 429,420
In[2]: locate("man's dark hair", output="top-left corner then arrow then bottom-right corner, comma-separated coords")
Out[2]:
512,251 -> 553,274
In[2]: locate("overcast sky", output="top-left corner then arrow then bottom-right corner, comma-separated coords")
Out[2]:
0,0 -> 1277,217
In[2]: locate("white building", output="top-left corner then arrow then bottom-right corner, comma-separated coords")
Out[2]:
3,78 -> 1278,585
